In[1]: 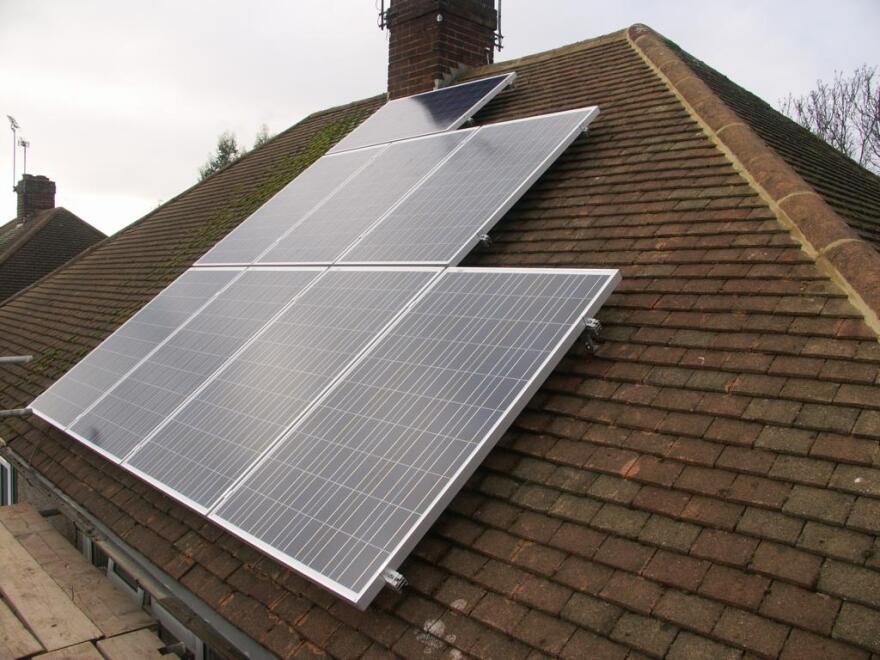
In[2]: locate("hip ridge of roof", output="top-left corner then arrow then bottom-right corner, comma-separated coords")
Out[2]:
628,24 -> 880,338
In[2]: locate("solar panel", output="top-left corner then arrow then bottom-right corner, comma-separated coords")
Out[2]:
196,147 -> 381,265
327,73 -> 515,155
339,107 -> 599,265
212,267 -> 620,607
32,268 -> 240,429
125,268 -> 439,511
66,269 -> 323,461
258,132 -> 471,264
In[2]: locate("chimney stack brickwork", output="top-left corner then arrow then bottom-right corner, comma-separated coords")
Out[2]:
16,174 -> 56,219
387,0 -> 497,99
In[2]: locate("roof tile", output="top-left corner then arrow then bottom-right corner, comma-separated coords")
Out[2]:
712,607 -> 789,657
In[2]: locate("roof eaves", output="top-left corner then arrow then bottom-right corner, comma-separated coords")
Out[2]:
628,23 -> 880,337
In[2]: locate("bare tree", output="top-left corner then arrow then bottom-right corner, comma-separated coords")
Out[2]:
780,65 -> 880,174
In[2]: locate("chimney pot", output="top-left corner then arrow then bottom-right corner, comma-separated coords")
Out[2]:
16,174 -> 56,220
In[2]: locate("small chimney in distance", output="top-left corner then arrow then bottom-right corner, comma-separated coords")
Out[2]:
16,174 -> 56,220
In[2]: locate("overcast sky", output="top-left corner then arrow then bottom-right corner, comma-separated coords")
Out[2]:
1,1 -> 878,235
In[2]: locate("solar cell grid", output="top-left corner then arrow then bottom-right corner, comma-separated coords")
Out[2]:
213,268 -> 620,605
327,73 -> 515,154
125,268 -> 439,511
32,268 -> 240,429
258,132 -> 471,264
339,107 -> 599,265
196,147 -> 381,265
67,269 -> 323,461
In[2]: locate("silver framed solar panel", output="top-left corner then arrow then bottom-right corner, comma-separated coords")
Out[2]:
122,266 -> 443,514
327,72 -> 516,155
196,146 -> 385,266
337,106 -> 600,266
31,266 -> 246,463
210,267 -> 620,608
63,267 -> 327,463
255,132 -> 475,266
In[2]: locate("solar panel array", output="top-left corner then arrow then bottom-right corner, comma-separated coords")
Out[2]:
328,73 -> 515,154
199,106 -> 597,267
32,74 -> 619,609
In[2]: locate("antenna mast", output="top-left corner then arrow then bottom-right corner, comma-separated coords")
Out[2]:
7,115 -> 19,192
18,138 -> 29,175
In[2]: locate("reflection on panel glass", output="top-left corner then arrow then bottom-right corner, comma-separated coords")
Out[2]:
258,133 -> 469,264
328,73 -> 514,154
196,148 -> 380,265
32,269 -> 240,427
126,269 -> 437,509
68,270 -> 321,460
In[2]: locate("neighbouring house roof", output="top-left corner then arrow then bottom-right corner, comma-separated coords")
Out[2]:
1,24 -> 879,659
0,207 -> 106,304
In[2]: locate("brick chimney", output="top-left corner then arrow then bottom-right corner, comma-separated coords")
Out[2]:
386,0 -> 497,99
16,174 -> 56,219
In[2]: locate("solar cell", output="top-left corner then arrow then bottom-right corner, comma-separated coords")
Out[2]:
258,132 -> 471,264
339,107 -> 599,265
125,268 -> 439,511
67,269 -> 323,461
196,147 -> 381,265
32,268 -> 240,428
212,267 -> 620,607
327,73 -> 515,155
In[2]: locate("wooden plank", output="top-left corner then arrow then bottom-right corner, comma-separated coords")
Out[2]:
0,503 -> 53,537
0,598 -> 43,659
18,529 -> 87,570
0,524 -> 101,651
34,641 -> 103,659
48,563 -> 155,638
96,629 -> 169,660
11,524 -> 154,637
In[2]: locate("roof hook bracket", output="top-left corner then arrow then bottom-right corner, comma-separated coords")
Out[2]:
382,568 -> 407,592
0,355 -> 33,418
581,318 -> 602,353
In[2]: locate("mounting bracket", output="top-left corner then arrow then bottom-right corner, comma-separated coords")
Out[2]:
581,318 -> 602,352
382,569 -> 407,592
